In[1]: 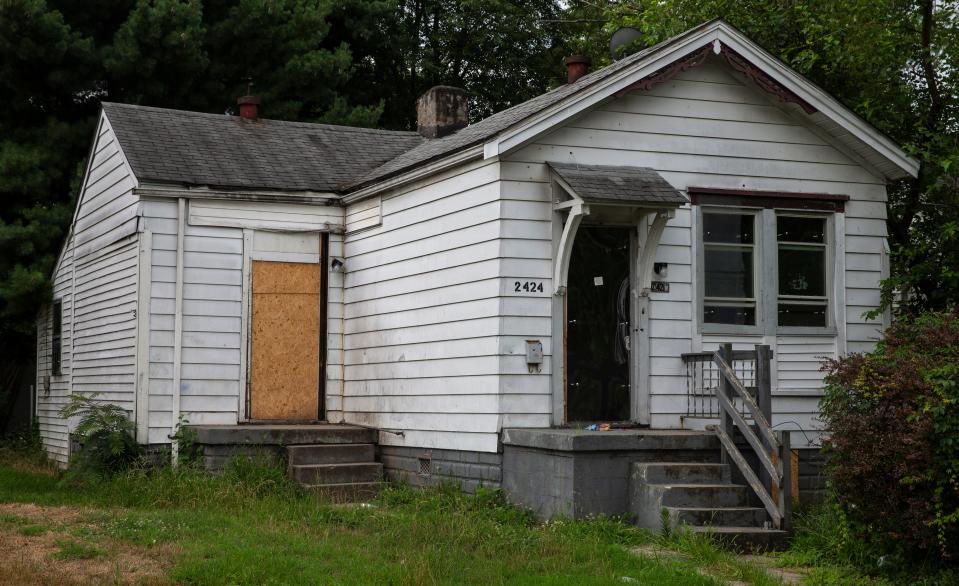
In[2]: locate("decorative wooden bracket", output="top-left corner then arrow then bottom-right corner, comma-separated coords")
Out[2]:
718,44 -> 817,114
553,201 -> 589,295
636,210 -> 672,297
615,44 -> 714,98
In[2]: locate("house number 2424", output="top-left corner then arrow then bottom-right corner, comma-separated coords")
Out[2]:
514,281 -> 544,293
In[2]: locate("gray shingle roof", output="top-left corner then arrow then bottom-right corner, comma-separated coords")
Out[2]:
346,23 -> 714,192
102,102 -> 425,193
548,163 -> 688,205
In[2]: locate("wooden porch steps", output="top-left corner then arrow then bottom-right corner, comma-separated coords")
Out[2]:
630,461 -> 787,552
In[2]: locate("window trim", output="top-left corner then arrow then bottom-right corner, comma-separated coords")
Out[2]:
696,203 -> 838,336
700,207 -> 763,334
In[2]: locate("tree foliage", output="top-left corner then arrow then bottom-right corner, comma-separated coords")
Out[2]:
819,312 -> 959,563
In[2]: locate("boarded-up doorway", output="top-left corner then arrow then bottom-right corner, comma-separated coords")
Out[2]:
250,261 -> 322,420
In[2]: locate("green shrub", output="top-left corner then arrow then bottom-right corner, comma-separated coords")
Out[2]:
60,393 -> 139,478
819,311 -> 959,564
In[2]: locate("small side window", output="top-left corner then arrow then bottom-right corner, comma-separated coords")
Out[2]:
52,300 -> 62,376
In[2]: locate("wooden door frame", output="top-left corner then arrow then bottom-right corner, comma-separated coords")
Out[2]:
555,222 -> 640,425
316,232 -> 329,420
242,232 -> 330,422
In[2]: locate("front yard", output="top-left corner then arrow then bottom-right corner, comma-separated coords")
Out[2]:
0,447 -> 916,585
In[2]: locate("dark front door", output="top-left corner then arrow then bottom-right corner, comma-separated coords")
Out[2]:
566,226 -> 631,422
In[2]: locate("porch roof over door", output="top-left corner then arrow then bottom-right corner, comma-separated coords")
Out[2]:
547,162 -> 688,206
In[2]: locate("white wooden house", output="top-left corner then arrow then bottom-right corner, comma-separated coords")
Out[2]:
36,20 -> 917,531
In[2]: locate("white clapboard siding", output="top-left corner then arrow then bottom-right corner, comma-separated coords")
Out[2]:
145,198 -> 245,438
496,58 -> 888,440
74,113 -> 138,258
142,197 -> 343,440
345,195 -> 382,233
342,159 -> 512,451
69,236 -> 139,437
36,234 -> 76,464
189,198 -> 344,231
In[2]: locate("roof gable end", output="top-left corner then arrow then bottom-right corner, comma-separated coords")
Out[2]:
484,20 -> 918,181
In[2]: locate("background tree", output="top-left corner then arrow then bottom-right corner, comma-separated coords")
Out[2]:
0,0 -> 579,430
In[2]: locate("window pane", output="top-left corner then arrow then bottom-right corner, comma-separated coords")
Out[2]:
703,213 -> 754,244
705,305 -> 756,325
778,246 -> 826,296
705,247 -> 754,298
778,303 -> 827,327
777,216 -> 825,243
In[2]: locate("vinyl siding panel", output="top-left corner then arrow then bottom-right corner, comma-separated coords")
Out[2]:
342,159 -> 504,453
36,234 -> 76,464
74,114 -> 138,258
71,237 -> 139,412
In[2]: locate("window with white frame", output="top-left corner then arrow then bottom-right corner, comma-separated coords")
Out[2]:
776,215 -> 828,327
702,211 -> 758,326
699,207 -> 832,331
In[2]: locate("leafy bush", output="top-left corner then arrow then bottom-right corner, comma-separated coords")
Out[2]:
819,311 -> 959,563
60,393 -> 139,477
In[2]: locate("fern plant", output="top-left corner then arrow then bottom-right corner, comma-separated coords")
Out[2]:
60,393 -> 139,476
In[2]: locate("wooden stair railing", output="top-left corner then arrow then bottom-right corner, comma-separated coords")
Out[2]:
706,343 -> 792,531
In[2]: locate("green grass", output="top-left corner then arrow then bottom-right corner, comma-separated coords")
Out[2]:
0,453 -> 792,585
53,538 -> 105,560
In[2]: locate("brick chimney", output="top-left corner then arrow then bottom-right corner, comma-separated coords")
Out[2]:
237,95 -> 261,120
564,55 -> 591,84
416,86 -> 468,139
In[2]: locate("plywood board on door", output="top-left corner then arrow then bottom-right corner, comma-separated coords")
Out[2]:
250,260 -> 321,420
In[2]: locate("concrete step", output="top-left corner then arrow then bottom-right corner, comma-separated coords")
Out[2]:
287,444 -> 375,466
690,525 -> 788,553
304,482 -> 382,503
290,462 -> 383,485
657,484 -> 750,508
190,424 -> 376,446
666,506 -> 768,528
632,462 -> 729,484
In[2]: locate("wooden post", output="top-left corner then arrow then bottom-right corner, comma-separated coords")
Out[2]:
780,430 -> 793,532
755,344 -> 773,503
719,343 -> 735,467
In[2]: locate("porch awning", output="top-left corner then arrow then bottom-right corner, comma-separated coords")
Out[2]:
547,162 -> 687,206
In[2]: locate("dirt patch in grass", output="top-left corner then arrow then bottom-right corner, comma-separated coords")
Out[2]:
0,503 -> 172,586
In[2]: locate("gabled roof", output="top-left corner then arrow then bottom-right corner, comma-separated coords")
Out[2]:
347,19 -> 918,198
549,163 -> 687,206
102,102 -> 424,193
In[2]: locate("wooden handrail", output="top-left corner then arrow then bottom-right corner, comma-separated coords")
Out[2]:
711,343 -> 791,531
712,351 -> 780,453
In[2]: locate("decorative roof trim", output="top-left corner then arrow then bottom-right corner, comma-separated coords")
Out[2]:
613,43 -> 714,98
484,21 -> 917,180
718,44 -> 816,114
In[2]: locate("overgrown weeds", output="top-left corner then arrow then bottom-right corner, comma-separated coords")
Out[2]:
60,393 -> 139,479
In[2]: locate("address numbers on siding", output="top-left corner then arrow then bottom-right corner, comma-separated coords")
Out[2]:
513,280 -> 545,294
